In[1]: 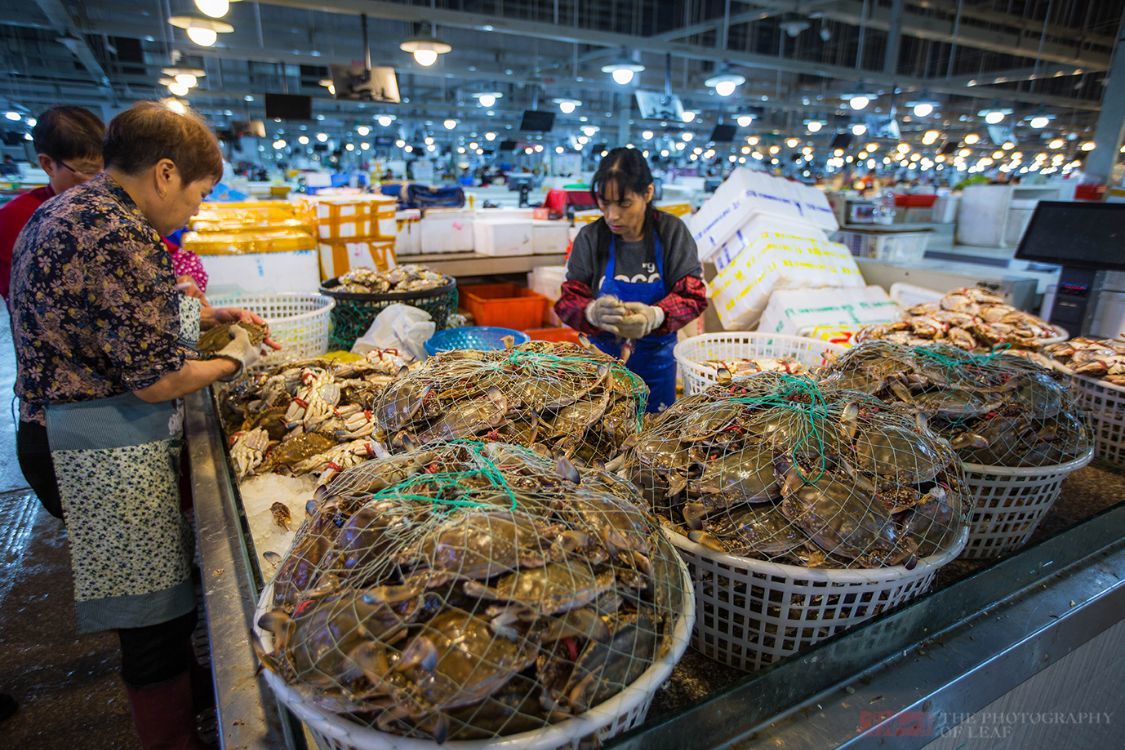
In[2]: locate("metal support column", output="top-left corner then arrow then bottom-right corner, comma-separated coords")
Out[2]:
1086,5 -> 1125,183
884,0 -> 904,76
617,95 -> 630,146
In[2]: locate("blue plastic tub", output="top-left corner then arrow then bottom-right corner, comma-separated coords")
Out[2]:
424,326 -> 530,356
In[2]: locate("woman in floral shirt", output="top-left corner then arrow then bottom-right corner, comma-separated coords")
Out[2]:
10,101 -> 275,750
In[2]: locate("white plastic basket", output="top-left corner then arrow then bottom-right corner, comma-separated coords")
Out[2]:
1054,371 -> 1125,468
1039,325 -> 1069,346
208,292 -> 335,367
674,332 -> 846,395
253,555 -> 694,750
666,526 -> 967,672
960,446 -> 1094,560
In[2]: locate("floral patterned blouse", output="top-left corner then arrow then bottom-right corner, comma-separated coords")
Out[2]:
10,173 -> 185,425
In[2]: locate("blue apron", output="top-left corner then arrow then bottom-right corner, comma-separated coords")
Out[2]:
592,234 -> 677,412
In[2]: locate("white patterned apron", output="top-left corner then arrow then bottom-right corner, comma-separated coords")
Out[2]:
45,297 -> 201,633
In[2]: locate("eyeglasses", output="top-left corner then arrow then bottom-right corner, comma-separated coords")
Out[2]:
58,160 -> 102,178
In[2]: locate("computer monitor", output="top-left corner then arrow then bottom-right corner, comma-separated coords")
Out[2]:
709,124 -> 737,143
829,132 -> 853,150
264,93 -> 312,121
1014,202 -> 1125,271
519,110 -> 556,132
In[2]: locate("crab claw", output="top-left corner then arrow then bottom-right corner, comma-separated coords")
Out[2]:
688,529 -> 727,553
950,432 -> 989,450
555,456 -> 581,484
396,635 -> 439,674
257,610 -> 295,651
682,502 -> 709,530
839,401 -> 860,441
715,366 -> 733,386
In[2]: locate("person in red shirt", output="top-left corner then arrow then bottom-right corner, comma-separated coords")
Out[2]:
0,106 -> 105,305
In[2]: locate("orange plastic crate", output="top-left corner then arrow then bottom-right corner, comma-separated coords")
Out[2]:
526,326 -> 581,344
460,282 -> 549,329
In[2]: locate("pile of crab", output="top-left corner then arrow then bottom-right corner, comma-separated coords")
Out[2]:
336,264 -> 450,294
857,286 -> 1058,351
1042,336 -> 1125,386
819,341 -> 1092,467
374,341 -> 648,465
609,371 -> 969,569
218,349 -> 409,483
255,441 -> 688,743
699,356 -> 809,378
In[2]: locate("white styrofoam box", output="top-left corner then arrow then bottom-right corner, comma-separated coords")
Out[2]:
200,250 -> 321,294
688,168 -> 838,260
474,218 -> 533,256
312,194 -> 397,239
708,229 -> 863,331
711,215 -> 827,273
758,285 -> 899,336
932,193 -> 960,224
476,207 -> 536,222
532,220 -> 570,255
395,209 -> 421,256
419,209 -> 475,253
527,265 -> 566,302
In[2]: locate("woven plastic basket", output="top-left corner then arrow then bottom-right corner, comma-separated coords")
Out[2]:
1052,369 -> 1125,469
674,332 -> 847,395
960,447 -> 1095,560
423,326 -> 530,356
253,556 -> 694,750
666,526 -> 967,672
320,277 -> 458,352
208,292 -> 334,367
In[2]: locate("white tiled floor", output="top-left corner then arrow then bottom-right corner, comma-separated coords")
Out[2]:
0,303 -> 27,493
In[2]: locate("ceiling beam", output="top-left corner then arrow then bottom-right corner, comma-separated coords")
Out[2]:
253,0 -> 1103,110
32,0 -> 114,95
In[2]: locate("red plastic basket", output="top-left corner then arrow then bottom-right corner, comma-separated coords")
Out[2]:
460,282 -> 549,329
526,326 -> 581,343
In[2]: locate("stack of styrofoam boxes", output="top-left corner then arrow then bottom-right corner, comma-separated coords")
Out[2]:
474,208 -> 534,257
185,200 -> 321,294
528,265 -> 568,325
309,194 -> 399,280
395,209 -> 422,257
419,208 -> 475,254
688,168 -> 867,331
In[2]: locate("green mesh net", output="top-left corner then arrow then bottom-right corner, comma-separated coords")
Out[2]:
322,275 -> 459,352
820,341 -> 1093,467
374,342 -> 648,464
613,371 -> 969,568
256,441 -> 687,743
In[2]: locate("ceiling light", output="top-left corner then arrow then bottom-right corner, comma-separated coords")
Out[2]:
1048,138 -> 1064,149
848,94 -> 871,110
555,146 -> 564,154
361,142 -> 371,151
424,136 -> 435,145
979,107 -> 1011,124
785,137 -> 799,148
169,16 -> 233,47
167,81 -> 190,97
395,139 -> 405,148
682,111 -> 696,123
484,131 -> 497,141
1001,141 -> 1015,150
705,68 -> 746,97
736,114 -> 754,128
896,142 -> 911,154
194,0 -> 237,19
272,139 -> 286,149
768,145 -> 780,155
554,98 -> 581,114
1029,115 -> 1051,129
474,92 -> 502,107
315,132 -> 328,142
443,119 -> 457,130
346,143 -> 355,151
806,120 -> 823,133
865,142 -> 878,151
642,130 -> 653,140
356,125 -> 370,136
747,135 -> 760,145
160,99 -> 186,115
580,125 -> 599,137
376,115 -> 395,127
25,117 -> 36,126
912,102 -> 934,118
922,129 -> 941,145
851,123 -> 867,136
298,135 -> 309,145
681,132 -> 694,142
963,133 -> 980,145
602,53 -> 645,85
404,145 -> 413,153
1080,141 -> 1095,151
400,29 -> 452,67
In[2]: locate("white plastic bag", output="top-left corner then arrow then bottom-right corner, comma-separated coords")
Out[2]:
352,303 -> 435,361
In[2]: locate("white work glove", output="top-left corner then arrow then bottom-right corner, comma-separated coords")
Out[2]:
215,326 -> 263,381
584,295 -> 626,334
615,302 -> 665,340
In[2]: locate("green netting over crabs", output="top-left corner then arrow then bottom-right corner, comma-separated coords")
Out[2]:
255,440 -> 687,743
374,341 -> 649,465
818,341 -> 1092,467
609,371 -> 969,569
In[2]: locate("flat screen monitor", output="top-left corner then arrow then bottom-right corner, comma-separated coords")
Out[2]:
1014,201 -> 1125,271
519,110 -> 556,132
329,64 -> 401,103
264,93 -> 312,121
829,132 -> 853,150
634,90 -> 684,121
709,124 -> 736,143
498,139 -> 519,152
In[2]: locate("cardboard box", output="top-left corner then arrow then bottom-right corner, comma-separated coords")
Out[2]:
474,218 -> 533,256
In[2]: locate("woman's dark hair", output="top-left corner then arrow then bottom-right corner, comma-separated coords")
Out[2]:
590,147 -> 654,204
31,106 -> 104,162
103,101 -> 223,185
590,148 -> 665,284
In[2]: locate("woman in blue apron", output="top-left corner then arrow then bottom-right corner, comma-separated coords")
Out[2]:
9,102 -> 274,750
556,148 -> 709,411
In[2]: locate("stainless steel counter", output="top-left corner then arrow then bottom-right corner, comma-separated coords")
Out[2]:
187,386 -> 1123,750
